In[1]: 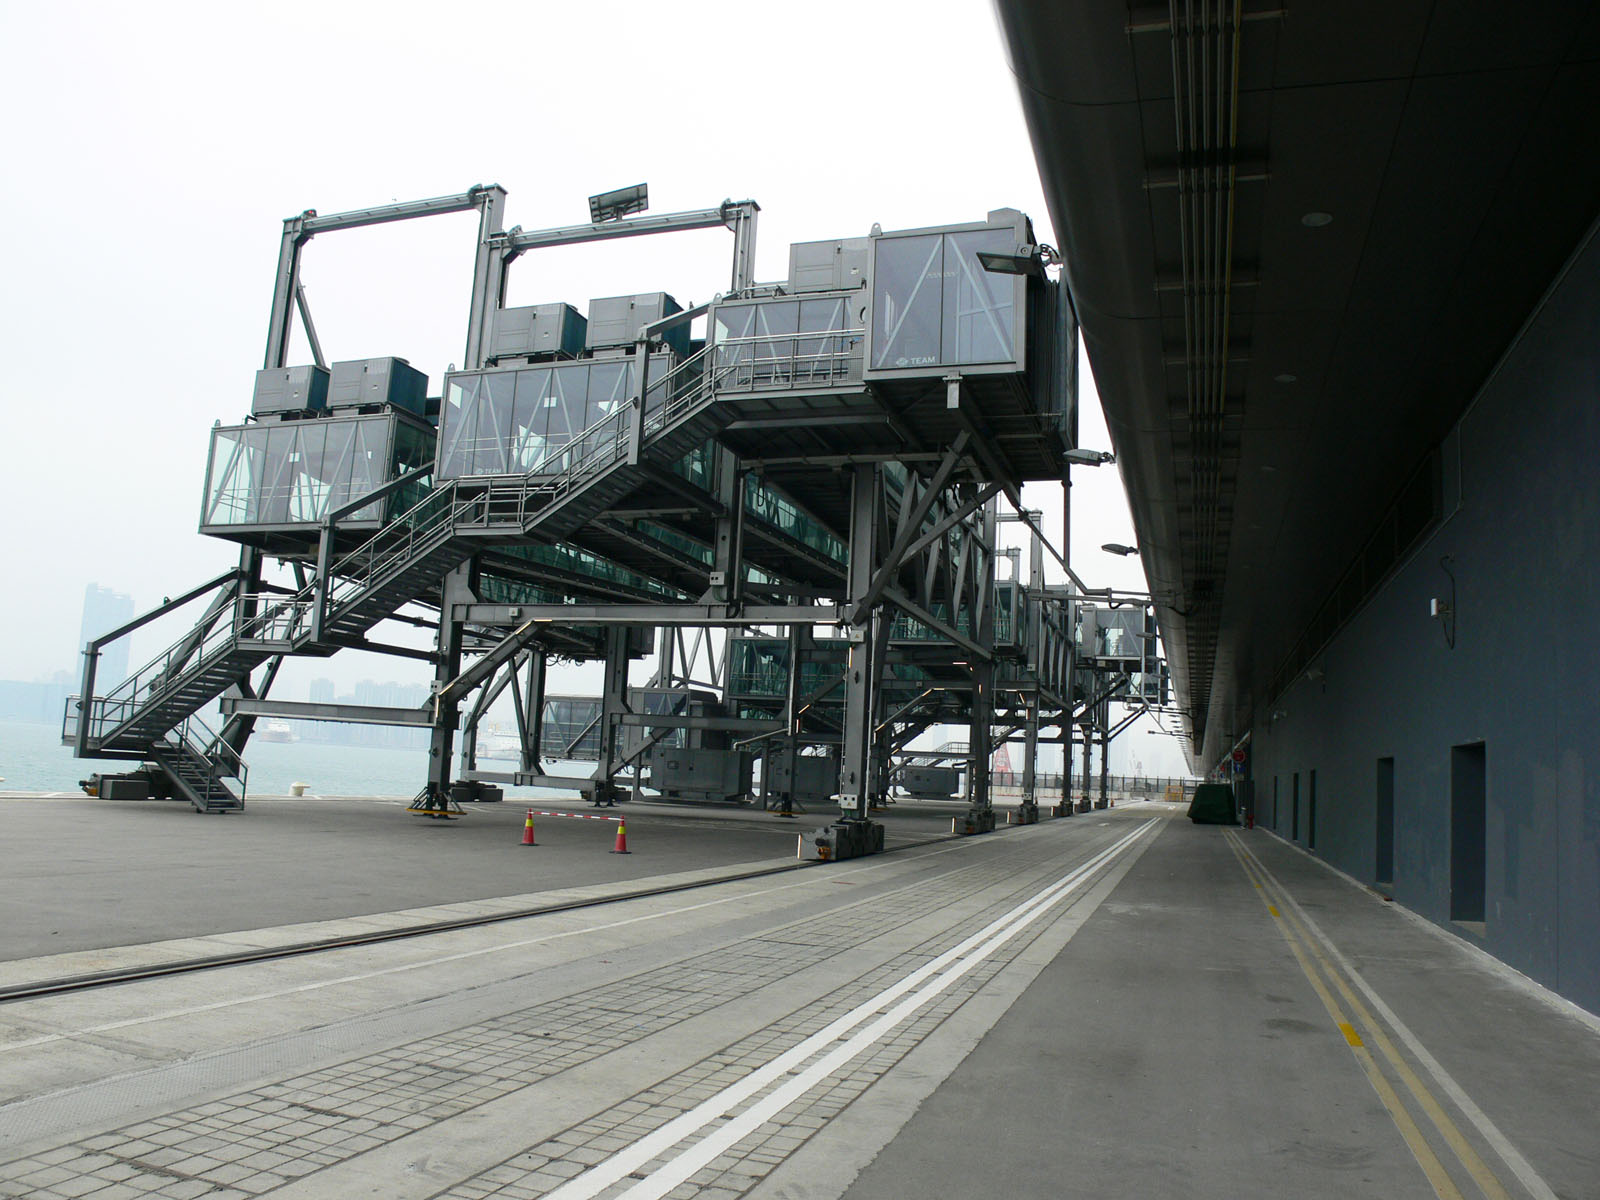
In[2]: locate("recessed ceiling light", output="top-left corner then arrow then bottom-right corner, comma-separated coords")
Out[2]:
1274,373 -> 1297,383
1261,465 -> 1278,473
1301,211 -> 1333,228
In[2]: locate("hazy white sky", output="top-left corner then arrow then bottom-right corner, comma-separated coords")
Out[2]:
0,1 -> 1178,772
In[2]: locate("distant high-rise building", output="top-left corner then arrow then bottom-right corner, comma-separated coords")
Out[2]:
79,584 -> 135,687
309,677 -> 336,704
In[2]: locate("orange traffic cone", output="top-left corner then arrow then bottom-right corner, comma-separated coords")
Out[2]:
610,820 -> 630,854
520,809 -> 537,846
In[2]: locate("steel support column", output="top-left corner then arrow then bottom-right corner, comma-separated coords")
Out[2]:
425,562 -> 474,813
1018,694 -> 1040,823
593,628 -> 631,806
815,463 -> 886,860
464,187 -> 508,370
837,465 -> 879,821
1098,719 -> 1111,809
770,624 -> 807,817
706,450 -> 744,606
962,498 -> 999,834
222,547 -> 268,761
1078,722 -> 1094,813
520,651 -> 546,775
1055,720 -> 1075,817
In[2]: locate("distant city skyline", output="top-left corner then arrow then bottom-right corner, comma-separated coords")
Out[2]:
78,584 -> 134,691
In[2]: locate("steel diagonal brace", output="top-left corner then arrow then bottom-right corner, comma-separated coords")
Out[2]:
875,685 -> 969,734
1109,705 -> 1147,739
848,433 -> 970,626
432,619 -> 548,709
881,586 -> 989,661
467,654 -> 522,735
946,375 -> 1022,511
1073,671 -> 1131,722
899,482 -> 1001,564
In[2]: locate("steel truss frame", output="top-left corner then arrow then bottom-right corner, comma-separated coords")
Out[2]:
68,185 -> 1169,847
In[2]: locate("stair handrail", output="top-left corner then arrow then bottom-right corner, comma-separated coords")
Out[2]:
82,587 -> 250,749
70,571 -> 241,750
710,327 -> 864,392
84,469 -> 445,742
315,484 -> 480,635
317,342 -> 728,602
170,710 -> 248,807
450,344 -> 725,534
103,335 -> 745,740
74,336 -> 748,753
230,481 -> 472,648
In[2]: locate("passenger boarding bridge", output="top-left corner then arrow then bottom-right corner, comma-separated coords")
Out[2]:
63,184 -> 1162,858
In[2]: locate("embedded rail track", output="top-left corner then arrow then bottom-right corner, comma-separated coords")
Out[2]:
0,827 -> 973,1005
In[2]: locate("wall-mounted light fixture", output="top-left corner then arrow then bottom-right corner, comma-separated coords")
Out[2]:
1065,448 -> 1116,466
976,242 -> 1060,278
1433,555 -> 1457,649
589,183 -> 649,223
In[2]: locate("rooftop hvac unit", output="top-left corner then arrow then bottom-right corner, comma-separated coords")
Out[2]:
489,303 -> 587,361
586,292 -> 688,357
327,357 -> 428,416
787,237 -> 870,293
251,364 -> 329,417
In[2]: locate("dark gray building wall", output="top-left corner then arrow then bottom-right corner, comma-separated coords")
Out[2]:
1248,221 -> 1600,1016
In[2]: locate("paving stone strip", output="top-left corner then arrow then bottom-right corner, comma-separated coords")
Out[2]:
0,830 -> 1109,1199
433,944 -> 1011,1200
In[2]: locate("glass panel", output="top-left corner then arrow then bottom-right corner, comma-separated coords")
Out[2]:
798,296 -> 849,384
713,303 -> 757,387
871,234 -> 943,369
544,363 -> 588,467
589,361 -> 629,428
390,419 -> 434,518
638,521 -> 713,565
319,421 -> 358,514
744,477 -> 846,563
258,423 -> 297,524
669,440 -> 717,491
346,418 -> 386,520
642,353 -> 672,415
753,300 -> 798,385
287,422 -> 330,522
437,375 -> 479,480
471,371 -> 516,476
511,366 -> 552,472
943,230 -> 1016,364
203,427 -> 260,525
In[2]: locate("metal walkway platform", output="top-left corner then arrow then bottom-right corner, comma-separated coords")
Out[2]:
2,801 -> 1591,1199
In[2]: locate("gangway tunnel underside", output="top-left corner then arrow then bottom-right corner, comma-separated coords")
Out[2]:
64,185 -> 1168,857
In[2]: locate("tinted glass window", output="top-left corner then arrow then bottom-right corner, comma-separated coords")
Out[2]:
872,234 -> 943,369
511,367 -> 552,472
438,376 -> 479,479
943,230 -> 1015,364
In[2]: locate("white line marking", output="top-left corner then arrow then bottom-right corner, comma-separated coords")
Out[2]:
543,818 -> 1159,1200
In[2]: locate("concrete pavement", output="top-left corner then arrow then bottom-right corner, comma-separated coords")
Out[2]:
0,802 -> 1593,1199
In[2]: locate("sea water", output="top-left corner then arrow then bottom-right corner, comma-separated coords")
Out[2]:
0,719 -> 587,798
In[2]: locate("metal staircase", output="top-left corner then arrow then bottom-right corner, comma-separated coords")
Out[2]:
69,348 -> 738,797
148,715 -> 247,813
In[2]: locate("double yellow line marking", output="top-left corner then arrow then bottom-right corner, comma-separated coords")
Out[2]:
1225,832 -> 1512,1200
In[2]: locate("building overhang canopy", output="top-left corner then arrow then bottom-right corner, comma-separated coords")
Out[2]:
997,0 -> 1600,766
